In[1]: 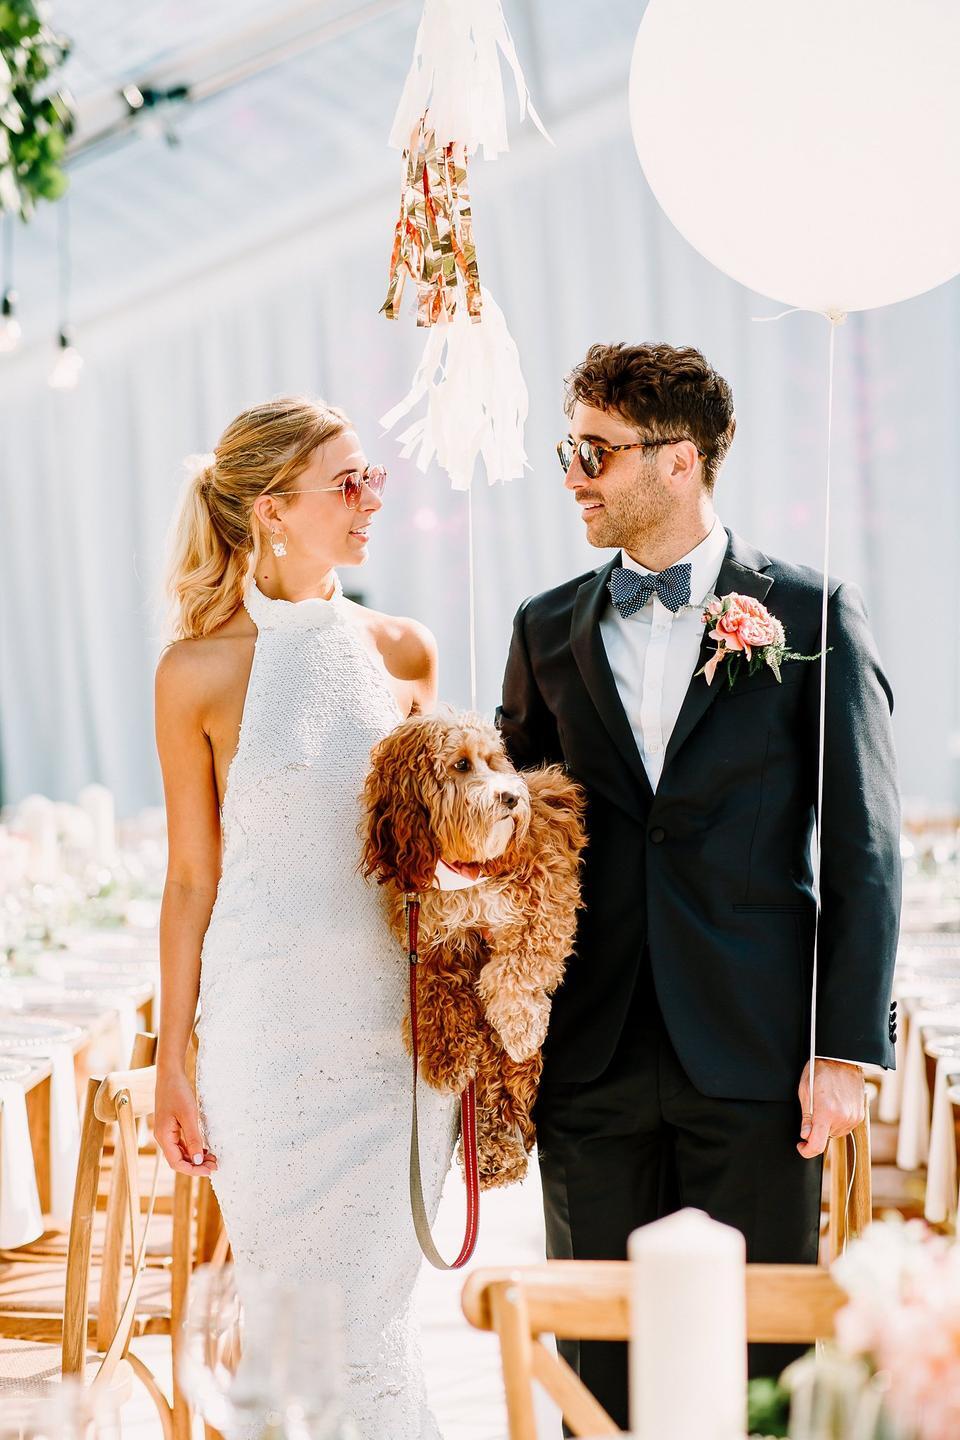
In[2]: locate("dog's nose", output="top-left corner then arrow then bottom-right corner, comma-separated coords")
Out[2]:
499,791 -> 519,810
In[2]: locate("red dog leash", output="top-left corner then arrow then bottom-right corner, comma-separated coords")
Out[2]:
405,894 -> 480,1269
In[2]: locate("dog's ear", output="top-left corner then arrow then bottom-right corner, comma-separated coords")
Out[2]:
361,722 -> 440,892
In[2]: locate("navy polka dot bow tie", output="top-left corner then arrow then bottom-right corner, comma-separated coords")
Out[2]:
607,562 -> 693,618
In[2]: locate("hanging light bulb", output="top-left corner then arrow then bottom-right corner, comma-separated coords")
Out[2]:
0,288 -> 20,353
48,196 -> 82,388
48,327 -> 83,389
0,215 -> 19,353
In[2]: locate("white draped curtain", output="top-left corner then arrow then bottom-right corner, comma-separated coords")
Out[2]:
1,92 -> 958,815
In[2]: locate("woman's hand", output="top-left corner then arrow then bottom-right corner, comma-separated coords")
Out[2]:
155,1069 -> 218,1176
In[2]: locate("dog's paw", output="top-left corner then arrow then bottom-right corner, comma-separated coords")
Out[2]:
480,983 -> 549,1063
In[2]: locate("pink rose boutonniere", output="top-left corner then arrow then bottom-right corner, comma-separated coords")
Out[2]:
698,592 -> 821,688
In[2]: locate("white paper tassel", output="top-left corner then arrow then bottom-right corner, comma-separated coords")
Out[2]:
389,0 -> 551,158
381,287 -> 528,490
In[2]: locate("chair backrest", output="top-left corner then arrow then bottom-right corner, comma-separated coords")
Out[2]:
62,1062 -> 158,1389
461,1261 -> 847,1440
826,1111 -> 872,1262
95,1032 -> 157,1348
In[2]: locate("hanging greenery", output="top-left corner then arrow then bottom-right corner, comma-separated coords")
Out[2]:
0,0 -> 74,220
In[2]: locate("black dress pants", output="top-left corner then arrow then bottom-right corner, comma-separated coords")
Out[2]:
534,954 -> 823,1432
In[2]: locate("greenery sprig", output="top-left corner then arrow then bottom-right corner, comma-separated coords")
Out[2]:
0,0 -> 74,220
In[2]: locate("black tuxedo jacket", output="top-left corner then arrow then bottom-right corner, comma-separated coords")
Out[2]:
497,529 -> 901,1101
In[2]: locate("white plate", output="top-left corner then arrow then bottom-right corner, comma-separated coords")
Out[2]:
59,973 -> 146,993
0,1056 -> 34,1081
56,931 -> 158,957
0,1017 -> 84,1047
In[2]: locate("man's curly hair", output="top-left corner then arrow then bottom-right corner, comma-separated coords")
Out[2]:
564,342 -> 736,492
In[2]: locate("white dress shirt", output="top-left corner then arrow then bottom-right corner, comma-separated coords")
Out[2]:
599,516 -> 727,791
598,516 -> 855,1071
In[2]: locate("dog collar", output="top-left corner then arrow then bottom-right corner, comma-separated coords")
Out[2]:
433,858 -> 486,891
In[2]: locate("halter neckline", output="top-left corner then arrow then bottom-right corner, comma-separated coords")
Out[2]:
243,573 -> 345,630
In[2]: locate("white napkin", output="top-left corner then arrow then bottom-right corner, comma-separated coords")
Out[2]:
896,1004 -> 960,1170
46,1043 -> 81,1227
924,1055 -> 960,1225
0,1080 -> 44,1247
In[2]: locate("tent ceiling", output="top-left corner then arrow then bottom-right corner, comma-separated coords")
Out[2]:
2,1 -> 639,353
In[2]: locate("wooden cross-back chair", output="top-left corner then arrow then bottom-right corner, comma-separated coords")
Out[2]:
826,1113 -> 872,1261
462,1261 -> 848,1439
463,1106 -> 871,1440
0,1030 -> 226,1440
0,1063 -> 165,1428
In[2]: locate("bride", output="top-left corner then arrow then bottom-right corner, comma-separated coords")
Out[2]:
154,396 -> 458,1439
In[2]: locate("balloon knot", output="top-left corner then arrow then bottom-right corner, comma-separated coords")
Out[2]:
824,309 -> 848,326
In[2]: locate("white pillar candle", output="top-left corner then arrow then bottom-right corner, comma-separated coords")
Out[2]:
629,1208 -> 746,1440
78,783 -> 117,866
16,794 -> 60,883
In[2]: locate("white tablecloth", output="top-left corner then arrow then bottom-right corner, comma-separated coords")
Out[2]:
924,1056 -> 960,1224
0,1080 -> 43,1247
896,1004 -> 960,1170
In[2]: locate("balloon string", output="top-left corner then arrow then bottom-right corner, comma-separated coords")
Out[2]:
467,487 -> 478,712
809,316 -> 840,1101
750,304 -> 844,1102
752,306 -> 849,326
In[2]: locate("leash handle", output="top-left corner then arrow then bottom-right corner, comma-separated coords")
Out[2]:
406,895 -> 480,1270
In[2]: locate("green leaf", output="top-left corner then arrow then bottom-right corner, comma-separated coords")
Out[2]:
0,3 -> 72,217
747,1377 -> 790,1438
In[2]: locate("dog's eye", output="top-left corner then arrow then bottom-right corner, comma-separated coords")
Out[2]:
453,757 -> 472,774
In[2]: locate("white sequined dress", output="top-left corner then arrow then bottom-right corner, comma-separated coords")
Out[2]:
196,574 -> 458,1440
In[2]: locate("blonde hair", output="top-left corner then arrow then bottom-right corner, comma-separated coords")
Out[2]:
164,396 -> 349,639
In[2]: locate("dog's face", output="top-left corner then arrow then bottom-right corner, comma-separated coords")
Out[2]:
430,715 -> 531,872
362,711 -> 531,890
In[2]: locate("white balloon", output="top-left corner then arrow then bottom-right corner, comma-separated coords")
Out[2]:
630,0 -> 960,314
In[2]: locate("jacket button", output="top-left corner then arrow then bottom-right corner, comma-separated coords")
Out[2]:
649,827 -> 666,844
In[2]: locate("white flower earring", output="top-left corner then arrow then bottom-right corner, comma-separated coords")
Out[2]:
270,526 -> 287,559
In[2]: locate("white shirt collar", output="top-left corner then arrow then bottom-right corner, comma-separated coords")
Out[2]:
619,517 -> 728,607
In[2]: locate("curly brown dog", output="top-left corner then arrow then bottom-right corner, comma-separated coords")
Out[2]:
361,710 -> 586,1189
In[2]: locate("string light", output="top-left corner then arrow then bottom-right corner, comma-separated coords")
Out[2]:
49,327 -> 83,389
48,195 -> 82,389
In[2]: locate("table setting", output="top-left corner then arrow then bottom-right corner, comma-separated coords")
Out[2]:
0,788 -> 161,1249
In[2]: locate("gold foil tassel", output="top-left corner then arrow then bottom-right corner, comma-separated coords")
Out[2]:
381,116 -> 482,326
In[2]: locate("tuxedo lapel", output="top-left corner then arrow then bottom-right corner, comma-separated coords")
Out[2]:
661,530 -> 775,775
569,557 -> 655,805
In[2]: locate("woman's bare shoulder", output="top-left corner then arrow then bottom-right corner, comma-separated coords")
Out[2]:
156,608 -> 256,708
349,602 -> 437,683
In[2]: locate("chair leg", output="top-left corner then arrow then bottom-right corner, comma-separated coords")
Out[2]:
489,1280 -> 539,1440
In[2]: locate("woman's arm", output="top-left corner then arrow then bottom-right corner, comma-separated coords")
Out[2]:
406,619 -> 438,715
154,642 -> 221,1175
374,614 -> 438,717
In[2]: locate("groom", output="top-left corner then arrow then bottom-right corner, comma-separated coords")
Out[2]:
497,342 -> 900,1425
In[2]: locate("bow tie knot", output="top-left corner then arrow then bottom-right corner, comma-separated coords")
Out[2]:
608,562 -> 693,618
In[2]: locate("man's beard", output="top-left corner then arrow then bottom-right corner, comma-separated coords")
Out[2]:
586,479 -> 669,551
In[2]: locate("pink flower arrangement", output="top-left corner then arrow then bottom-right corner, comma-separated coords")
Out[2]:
833,1218 -> 960,1440
699,591 -> 814,688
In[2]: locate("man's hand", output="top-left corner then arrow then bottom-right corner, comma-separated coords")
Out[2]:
796,1059 -> 865,1159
